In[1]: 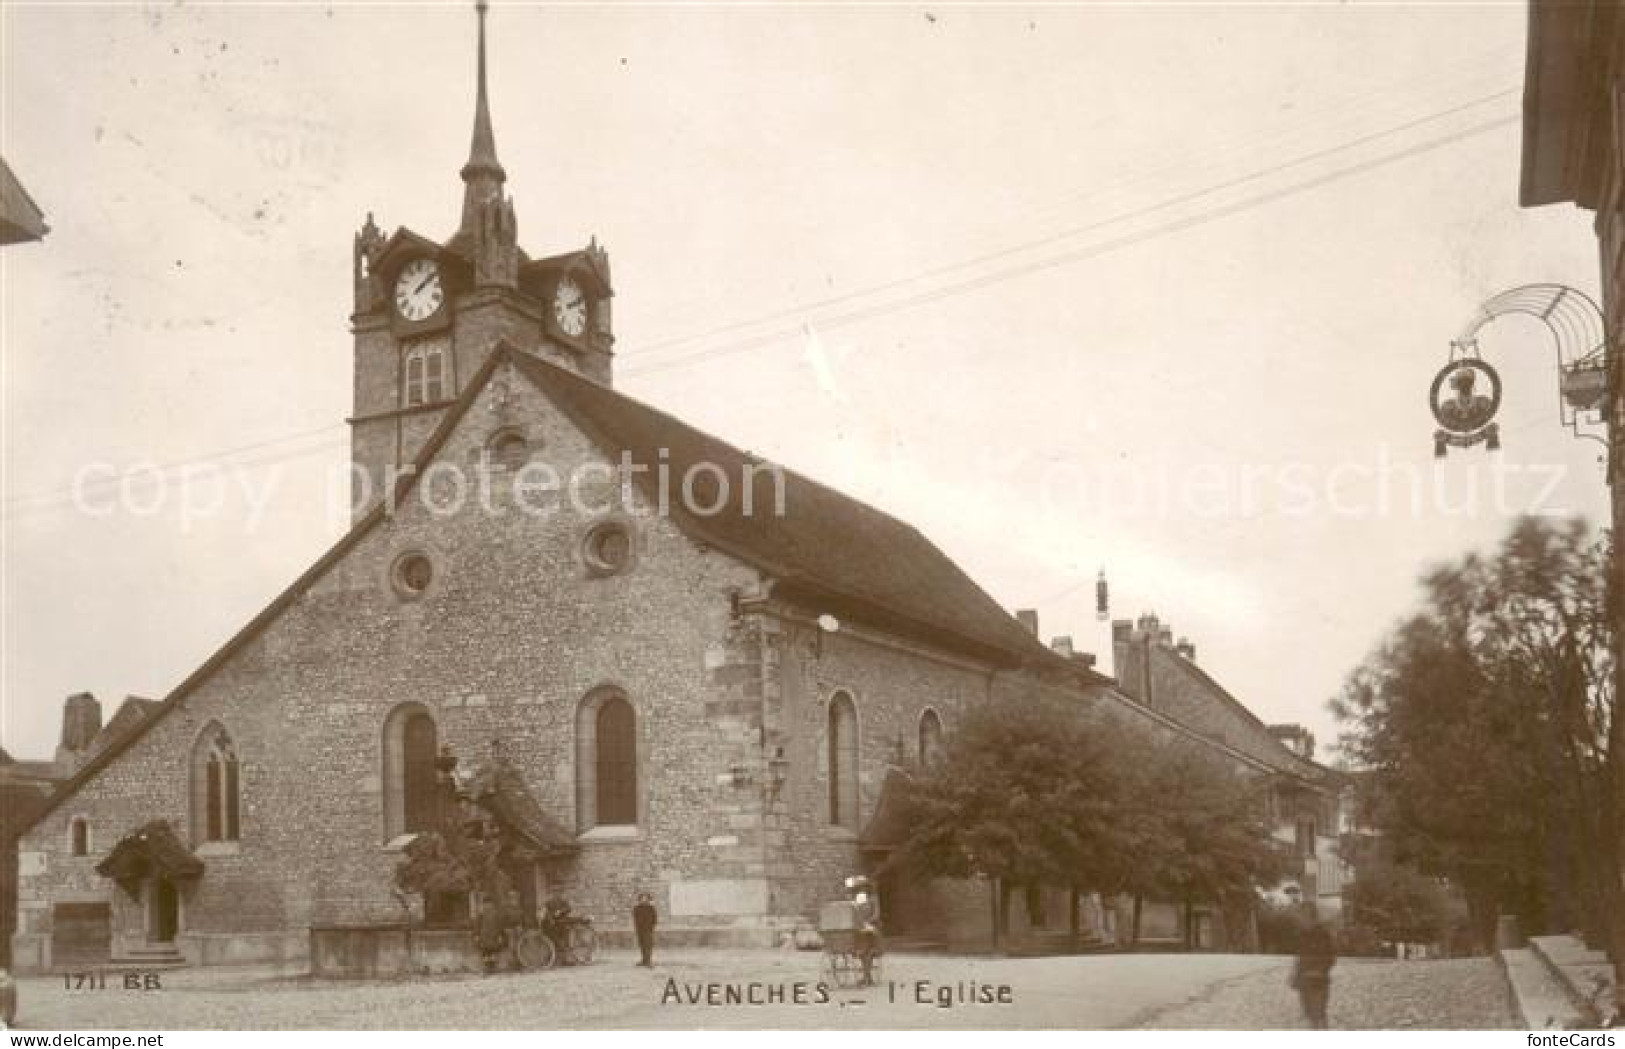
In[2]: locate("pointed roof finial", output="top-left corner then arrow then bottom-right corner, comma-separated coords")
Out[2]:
464,0 -> 504,181
460,0 -> 506,228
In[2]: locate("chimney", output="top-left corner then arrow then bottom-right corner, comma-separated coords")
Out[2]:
1175,637 -> 1196,661
1016,609 -> 1039,636
1075,652 -> 1097,669
1051,635 -> 1075,657
1157,626 -> 1174,648
56,692 -> 103,770
1112,618 -> 1147,703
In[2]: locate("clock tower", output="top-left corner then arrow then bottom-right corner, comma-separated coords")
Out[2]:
346,1 -> 615,515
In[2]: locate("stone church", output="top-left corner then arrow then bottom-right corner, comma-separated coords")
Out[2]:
11,6 -> 1340,971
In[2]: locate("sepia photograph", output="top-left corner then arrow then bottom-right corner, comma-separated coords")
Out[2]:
0,0 -> 1621,1035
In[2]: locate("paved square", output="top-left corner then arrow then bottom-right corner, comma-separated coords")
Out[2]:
7,949 -> 1517,1030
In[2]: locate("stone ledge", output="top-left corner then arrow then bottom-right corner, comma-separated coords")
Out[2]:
1529,935 -> 1613,1023
1500,946 -> 1592,1029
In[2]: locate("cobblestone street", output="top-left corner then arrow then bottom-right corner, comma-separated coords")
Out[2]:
1135,957 -> 1521,1030
9,949 -> 1519,1030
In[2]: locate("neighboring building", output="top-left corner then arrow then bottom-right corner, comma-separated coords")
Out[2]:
0,157 -> 48,245
1,695 -> 157,967
0,753 -> 58,968
11,9 -> 1335,971
1112,616 -> 1348,924
1521,0 -> 1625,848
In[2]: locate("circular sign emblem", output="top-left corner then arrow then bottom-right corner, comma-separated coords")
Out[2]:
1430,359 -> 1502,435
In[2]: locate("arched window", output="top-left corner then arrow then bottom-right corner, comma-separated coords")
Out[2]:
69,817 -> 89,857
404,340 -> 448,407
383,704 -> 439,840
575,690 -> 638,831
190,724 -> 241,845
918,708 -> 944,767
827,692 -> 859,828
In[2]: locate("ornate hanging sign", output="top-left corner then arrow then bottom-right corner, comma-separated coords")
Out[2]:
1431,357 -> 1502,457
1435,284 -> 1609,462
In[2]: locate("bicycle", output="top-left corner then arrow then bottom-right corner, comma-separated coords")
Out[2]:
544,914 -> 598,966
510,924 -> 557,970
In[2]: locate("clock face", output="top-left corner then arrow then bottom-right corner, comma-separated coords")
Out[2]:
553,276 -> 588,337
394,258 -> 445,322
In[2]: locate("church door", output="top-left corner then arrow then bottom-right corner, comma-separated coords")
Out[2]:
148,878 -> 179,943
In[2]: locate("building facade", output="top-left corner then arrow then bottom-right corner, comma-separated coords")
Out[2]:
12,7 -> 1339,971
1521,1 -> 1624,962
1112,615 -> 1348,923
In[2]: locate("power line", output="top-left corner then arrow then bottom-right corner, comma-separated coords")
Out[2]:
619,86 -> 1517,365
2,421 -> 347,509
1,435 -> 349,522
4,92 -> 1519,517
625,47 -> 1520,342
623,114 -> 1518,379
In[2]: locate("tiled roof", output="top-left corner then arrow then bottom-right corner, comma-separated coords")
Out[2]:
512,352 -> 1053,665
86,697 -> 161,762
0,157 -> 47,245
18,344 -> 1089,834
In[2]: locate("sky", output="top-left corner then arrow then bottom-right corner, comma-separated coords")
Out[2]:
0,2 -> 1611,764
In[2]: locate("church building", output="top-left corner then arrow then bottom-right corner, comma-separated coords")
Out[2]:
11,6 -> 1339,971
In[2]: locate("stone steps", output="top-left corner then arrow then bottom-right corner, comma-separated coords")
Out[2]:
1499,938 -> 1596,1029
1529,935 -> 1613,1024
106,945 -> 188,971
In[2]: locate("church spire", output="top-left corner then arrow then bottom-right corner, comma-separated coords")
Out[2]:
459,0 -> 506,234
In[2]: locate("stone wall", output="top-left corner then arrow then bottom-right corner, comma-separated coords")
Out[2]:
764,616 -> 993,926
14,358 -> 775,969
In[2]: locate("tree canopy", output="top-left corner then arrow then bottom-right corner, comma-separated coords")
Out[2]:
896,690 -> 1286,943
1332,516 -> 1614,948
898,693 -> 1142,893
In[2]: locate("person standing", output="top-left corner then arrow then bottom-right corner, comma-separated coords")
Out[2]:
632,892 -> 658,967
847,875 -> 881,987
1291,923 -> 1337,1029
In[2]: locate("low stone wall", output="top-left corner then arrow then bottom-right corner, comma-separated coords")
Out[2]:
309,924 -> 480,978
309,920 -> 803,976
186,931 -> 307,969
9,935 -> 46,974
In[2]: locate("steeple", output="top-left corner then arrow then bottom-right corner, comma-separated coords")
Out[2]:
459,0 -> 507,235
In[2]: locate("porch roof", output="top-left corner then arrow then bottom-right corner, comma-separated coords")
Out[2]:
95,820 -> 205,886
858,769 -> 917,854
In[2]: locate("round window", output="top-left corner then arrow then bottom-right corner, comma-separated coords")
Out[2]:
392,552 -> 434,597
584,521 -> 633,575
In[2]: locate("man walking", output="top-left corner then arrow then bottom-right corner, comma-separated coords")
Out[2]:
633,891 -> 658,967
1291,923 -> 1337,1029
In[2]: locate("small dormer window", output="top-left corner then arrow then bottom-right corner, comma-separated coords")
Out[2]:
404,339 -> 448,408
487,430 -> 529,471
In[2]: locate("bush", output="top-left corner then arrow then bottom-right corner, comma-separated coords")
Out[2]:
1336,924 -> 1387,957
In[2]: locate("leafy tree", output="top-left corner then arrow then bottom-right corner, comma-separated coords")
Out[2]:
1344,861 -> 1458,945
392,754 -> 513,927
1332,517 -> 1614,956
1126,745 -> 1287,948
897,694 -> 1284,948
896,695 -> 1144,940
